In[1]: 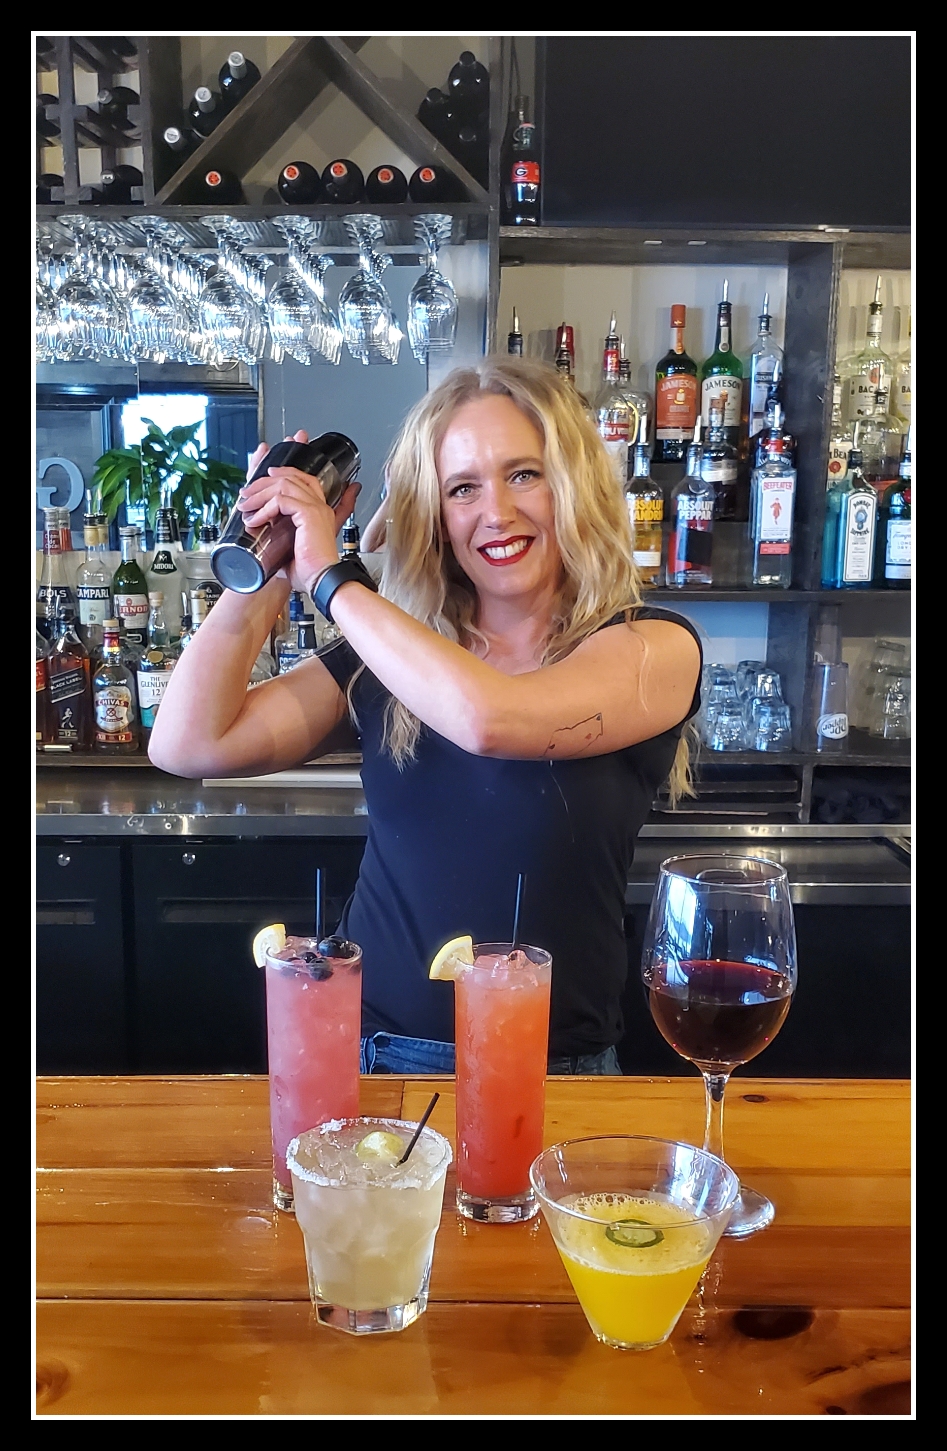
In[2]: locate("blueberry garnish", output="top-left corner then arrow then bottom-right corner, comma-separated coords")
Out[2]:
316,935 -> 347,958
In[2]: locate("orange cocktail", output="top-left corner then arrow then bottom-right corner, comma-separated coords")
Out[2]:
454,943 -> 552,1222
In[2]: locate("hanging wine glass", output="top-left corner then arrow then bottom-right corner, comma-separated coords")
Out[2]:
640,854 -> 797,1238
199,216 -> 267,364
339,215 -> 401,365
407,214 -> 457,363
126,221 -> 189,363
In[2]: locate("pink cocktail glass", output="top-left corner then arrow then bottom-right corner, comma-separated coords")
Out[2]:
264,935 -> 362,1212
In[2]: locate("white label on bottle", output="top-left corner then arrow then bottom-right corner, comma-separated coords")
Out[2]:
841,489 -> 877,582
700,376 -> 742,427
77,585 -> 111,626
885,520 -> 912,573
137,669 -> 174,712
633,549 -> 661,567
756,474 -> 796,544
818,712 -> 849,739
701,459 -> 738,484
675,495 -> 714,523
95,685 -> 133,732
826,439 -> 851,485
846,372 -> 886,420
115,591 -> 149,623
602,437 -> 628,481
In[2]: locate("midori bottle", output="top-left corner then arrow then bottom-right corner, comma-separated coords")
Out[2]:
701,280 -> 743,446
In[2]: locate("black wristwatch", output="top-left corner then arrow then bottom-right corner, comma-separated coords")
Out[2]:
310,556 -> 378,623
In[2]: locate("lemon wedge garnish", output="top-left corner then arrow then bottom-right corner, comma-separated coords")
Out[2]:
252,923 -> 286,967
429,934 -> 475,981
355,1131 -> 405,1164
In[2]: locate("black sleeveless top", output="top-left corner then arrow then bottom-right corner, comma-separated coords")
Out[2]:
318,607 -> 702,1057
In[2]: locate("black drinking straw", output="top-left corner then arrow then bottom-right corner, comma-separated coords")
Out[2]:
398,1092 -> 440,1165
511,872 -> 526,951
314,867 -> 324,942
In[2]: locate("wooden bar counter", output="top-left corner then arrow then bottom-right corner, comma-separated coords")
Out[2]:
36,1076 -> 911,1417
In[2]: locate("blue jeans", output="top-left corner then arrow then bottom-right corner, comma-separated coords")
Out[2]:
360,1033 -> 622,1076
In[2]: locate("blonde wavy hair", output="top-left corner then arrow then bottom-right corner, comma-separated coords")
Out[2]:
353,355 -> 694,803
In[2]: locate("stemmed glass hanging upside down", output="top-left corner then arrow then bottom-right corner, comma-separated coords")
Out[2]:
640,854 -> 797,1238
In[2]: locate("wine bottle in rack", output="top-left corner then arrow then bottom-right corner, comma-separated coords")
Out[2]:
97,165 -> 144,204
321,159 -> 364,204
416,87 -> 454,144
198,169 -> 245,205
95,86 -> 140,132
219,51 -> 261,109
37,96 -> 60,140
163,126 -> 197,157
365,166 -> 408,203
277,161 -> 322,203
188,86 -> 226,138
446,51 -> 490,121
408,165 -> 451,203
37,172 -> 64,204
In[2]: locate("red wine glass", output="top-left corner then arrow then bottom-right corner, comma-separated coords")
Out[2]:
640,854 -> 797,1237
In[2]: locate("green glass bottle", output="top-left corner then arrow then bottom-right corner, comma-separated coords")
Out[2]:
113,525 -> 150,649
700,279 -> 743,448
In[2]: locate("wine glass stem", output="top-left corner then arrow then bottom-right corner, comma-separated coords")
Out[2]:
702,1071 -> 730,1160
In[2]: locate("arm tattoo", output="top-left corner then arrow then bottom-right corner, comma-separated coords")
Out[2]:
545,713 -> 604,758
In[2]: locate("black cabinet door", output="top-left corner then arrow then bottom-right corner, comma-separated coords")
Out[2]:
36,841 -> 128,1073
132,839 -> 365,1073
620,904 -> 910,1078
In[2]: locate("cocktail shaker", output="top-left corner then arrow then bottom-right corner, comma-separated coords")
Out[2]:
211,432 -> 361,594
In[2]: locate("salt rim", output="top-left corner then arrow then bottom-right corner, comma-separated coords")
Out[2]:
286,1116 -> 452,1188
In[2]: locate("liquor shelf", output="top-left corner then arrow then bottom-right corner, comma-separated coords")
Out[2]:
499,226 -> 911,271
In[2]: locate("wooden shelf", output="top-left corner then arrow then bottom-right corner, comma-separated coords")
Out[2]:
499,225 -> 910,270
645,588 -> 909,604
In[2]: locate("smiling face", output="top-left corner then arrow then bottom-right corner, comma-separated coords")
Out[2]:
436,393 -> 561,606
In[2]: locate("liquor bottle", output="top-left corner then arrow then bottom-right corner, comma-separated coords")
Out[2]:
97,165 -> 144,204
277,161 -> 322,204
892,311 -> 912,429
595,314 -> 632,484
624,429 -> 663,585
185,522 -> 224,612
826,373 -> 855,489
447,51 -> 490,120
163,126 -> 197,157
95,86 -> 139,131
748,374 -> 786,469
701,396 -> 739,521
853,387 -> 901,489
701,280 -> 743,445
93,618 -> 140,754
113,525 -> 150,648
555,323 -> 575,379
218,51 -> 260,109
295,615 -> 320,668
821,449 -> 878,589
507,307 -> 524,356
197,168 -> 244,205
408,165 -> 452,203
187,86 -> 226,139
745,293 -> 785,441
341,514 -> 361,559
37,506 -> 77,639
451,123 -> 489,187
666,427 -> 714,588
177,613 -> 195,650
76,513 -> 112,653
136,594 -> 179,743
654,304 -> 699,464
841,275 -> 893,423
364,165 -> 408,204
36,172 -> 64,204
500,94 -> 541,225
36,631 -> 50,748
321,160 -> 364,204
417,88 -> 454,145
276,590 -> 307,673
147,510 -> 185,639
749,428 -> 796,588
875,433 -> 911,590
47,603 -> 92,750
618,345 -> 651,447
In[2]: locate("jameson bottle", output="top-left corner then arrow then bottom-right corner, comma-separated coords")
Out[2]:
667,428 -> 714,588
701,279 -> 743,446
93,618 -> 140,754
654,305 -> 699,463
113,525 -> 150,648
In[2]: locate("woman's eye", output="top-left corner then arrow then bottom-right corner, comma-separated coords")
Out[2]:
511,469 -> 540,485
449,483 -> 474,498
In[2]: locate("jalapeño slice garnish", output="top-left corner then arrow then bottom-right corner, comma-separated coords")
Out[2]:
604,1217 -> 665,1249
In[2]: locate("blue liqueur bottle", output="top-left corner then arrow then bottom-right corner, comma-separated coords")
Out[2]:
821,448 -> 878,589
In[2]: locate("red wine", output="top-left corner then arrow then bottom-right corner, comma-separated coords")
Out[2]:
365,165 -> 408,203
278,161 -> 322,203
321,159 -> 364,204
649,960 -> 792,1069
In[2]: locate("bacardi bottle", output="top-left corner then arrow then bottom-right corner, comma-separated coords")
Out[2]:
654,304 -> 698,464
76,512 -> 112,653
700,396 -> 739,521
841,275 -> 893,423
749,430 -> 796,588
875,433 -> 911,590
500,94 -> 540,225
745,293 -> 785,441
821,449 -> 878,589
667,428 -> 714,588
700,280 -> 743,446
47,603 -> 92,749
595,314 -> 632,484
136,594 -> 179,744
624,430 -> 663,585
37,506 -> 77,640
892,311 -> 912,429
93,618 -> 140,754
113,526 -> 150,648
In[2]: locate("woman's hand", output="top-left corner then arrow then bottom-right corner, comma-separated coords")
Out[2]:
238,429 -> 360,593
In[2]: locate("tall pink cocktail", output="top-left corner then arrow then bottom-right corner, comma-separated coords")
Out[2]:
454,943 -> 552,1223
264,936 -> 362,1212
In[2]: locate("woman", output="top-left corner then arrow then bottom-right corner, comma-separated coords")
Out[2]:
150,357 -> 702,1075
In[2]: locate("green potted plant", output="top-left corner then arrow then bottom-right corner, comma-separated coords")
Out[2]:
91,419 -> 247,542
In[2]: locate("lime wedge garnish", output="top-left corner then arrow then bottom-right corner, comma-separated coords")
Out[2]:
604,1217 -> 665,1249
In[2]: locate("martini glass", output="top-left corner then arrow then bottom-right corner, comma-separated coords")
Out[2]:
640,854 -> 797,1237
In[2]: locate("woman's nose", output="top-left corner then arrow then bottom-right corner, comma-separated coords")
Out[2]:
481,478 -> 516,528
